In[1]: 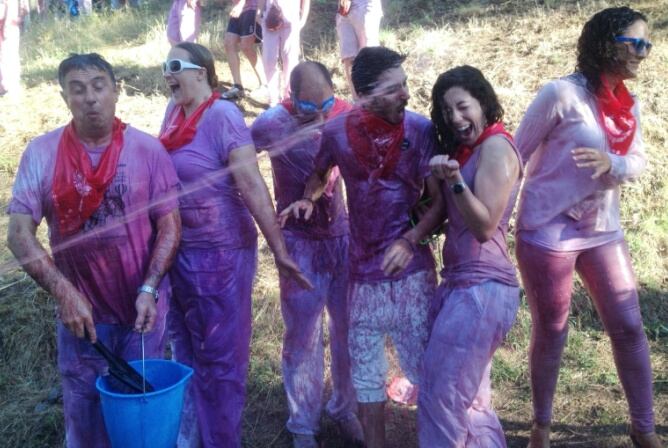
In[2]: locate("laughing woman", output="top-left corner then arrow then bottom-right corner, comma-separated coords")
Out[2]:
159,42 -> 310,448
513,7 -> 661,448
418,66 -> 522,447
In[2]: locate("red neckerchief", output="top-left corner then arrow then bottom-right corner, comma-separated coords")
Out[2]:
595,75 -> 636,156
454,122 -> 513,166
52,117 -> 127,236
346,106 -> 405,180
280,97 -> 351,118
159,91 -> 220,151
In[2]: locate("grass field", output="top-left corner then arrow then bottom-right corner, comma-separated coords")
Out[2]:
0,0 -> 666,446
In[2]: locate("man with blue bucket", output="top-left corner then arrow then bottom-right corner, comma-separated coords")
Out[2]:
6,53 -> 182,448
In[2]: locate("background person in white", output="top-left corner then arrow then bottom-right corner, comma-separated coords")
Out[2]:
336,0 -> 382,99
257,0 -> 310,105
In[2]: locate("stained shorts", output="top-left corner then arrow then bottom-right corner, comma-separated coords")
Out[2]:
348,269 -> 436,403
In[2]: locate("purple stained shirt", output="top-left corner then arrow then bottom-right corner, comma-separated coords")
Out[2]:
315,110 -> 436,282
7,125 -> 180,325
441,135 -> 522,289
250,103 -> 349,239
515,73 -> 646,251
161,99 -> 258,249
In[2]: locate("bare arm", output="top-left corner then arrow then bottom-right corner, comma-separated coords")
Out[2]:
230,144 -> 313,289
278,164 -> 331,227
430,136 -> 520,242
7,214 -> 98,342
381,176 -> 445,276
134,209 -> 181,332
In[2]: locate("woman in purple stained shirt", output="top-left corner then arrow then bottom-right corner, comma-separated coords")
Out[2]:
159,42 -> 311,448
418,66 -> 522,448
514,7 -> 660,448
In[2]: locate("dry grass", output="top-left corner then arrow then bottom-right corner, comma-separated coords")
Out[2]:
0,0 -> 666,446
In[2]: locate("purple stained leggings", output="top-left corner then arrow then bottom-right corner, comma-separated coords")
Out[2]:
279,234 -> 357,435
516,237 -> 655,433
57,320 -> 167,448
168,244 -> 257,448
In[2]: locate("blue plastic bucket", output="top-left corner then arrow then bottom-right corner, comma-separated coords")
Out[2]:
96,359 -> 193,448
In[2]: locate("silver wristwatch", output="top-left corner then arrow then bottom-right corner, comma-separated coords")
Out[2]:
137,284 -> 159,302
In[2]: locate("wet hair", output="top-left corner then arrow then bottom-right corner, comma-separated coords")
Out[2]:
58,53 -> 116,88
576,7 -> 648,93
175,42 -> 219,88
290,61 -> 334,97
351,46 -> 406,96
430,65 -> 504,156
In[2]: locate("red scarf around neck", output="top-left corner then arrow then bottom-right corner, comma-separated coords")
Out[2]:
454,122 -> 513,166
595,75 -> 636,156
159,91 -> 220,151
52,117 -> 127,236
345,106 -> 405,180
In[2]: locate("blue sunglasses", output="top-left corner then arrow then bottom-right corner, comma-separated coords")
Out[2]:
614,36 -> 652,54
294,96 -> 335,114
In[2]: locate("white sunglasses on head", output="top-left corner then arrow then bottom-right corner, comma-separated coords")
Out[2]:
162,59 -> 203,74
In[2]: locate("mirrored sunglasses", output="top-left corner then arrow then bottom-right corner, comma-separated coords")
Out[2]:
614,36 -> 652,54
162,59 -> 203,74
295,96 -> 335,114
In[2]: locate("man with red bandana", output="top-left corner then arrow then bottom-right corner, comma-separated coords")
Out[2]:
7,53 -> 181,448
251,61 -> 363,448
280,47 -> 444,448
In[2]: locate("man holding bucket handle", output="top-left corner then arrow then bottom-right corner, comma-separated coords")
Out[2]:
6,53 -> 181,448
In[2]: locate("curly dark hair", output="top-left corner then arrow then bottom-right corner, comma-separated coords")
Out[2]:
430,65 -> 503,156
576,7 -> 648,93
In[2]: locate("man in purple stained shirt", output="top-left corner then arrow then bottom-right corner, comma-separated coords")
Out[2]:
280,47 -> 444,448
251,61 -> 363,448
6,53 -> 181,448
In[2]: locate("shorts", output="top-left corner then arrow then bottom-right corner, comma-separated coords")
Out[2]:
227,8 -> 260,39
348,269 -> 436,403
336,7 -> 382,60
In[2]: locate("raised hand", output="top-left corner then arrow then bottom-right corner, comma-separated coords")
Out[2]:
429,154 -> 461,181
278,199 -> 315,227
